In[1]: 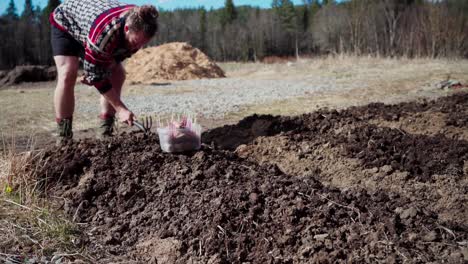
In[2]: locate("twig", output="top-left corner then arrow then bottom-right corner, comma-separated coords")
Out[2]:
36,217 -> 53,229
23,234 -> 43,249
199,239 -> 202,256
51,253 -> 82,262
0,253 -> 20,257
3,199 -> 39,212
395,248 -> 408,261
72,201 -> 84,222
437,225 -> 456,240
3,220 -> 27,231
217,225 -> 226,236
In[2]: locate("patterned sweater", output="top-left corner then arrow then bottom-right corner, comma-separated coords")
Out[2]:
50,0 -> 136,93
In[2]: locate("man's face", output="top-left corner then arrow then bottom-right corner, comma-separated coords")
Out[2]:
124,25 -> 151,53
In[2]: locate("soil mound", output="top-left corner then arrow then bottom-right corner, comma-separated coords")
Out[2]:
337,125 -> 468,181
125,42 -> 225,84
0,65 -> 57,87
18,93 -> 468,263
37,134 -> 466,263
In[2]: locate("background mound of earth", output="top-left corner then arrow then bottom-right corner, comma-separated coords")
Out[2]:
20,93 -> 468,263
125,42 -> 225,84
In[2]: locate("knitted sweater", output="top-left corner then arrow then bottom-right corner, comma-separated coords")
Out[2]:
50,0 -> 135,93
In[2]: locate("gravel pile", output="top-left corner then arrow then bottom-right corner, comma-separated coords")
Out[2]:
77,75 -> 364,118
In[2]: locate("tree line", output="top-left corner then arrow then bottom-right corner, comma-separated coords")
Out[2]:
1,0 -> 467,70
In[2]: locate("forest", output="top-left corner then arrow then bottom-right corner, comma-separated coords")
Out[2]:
0,0 -> 467,70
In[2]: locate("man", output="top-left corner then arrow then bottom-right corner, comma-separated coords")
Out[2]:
49,0 -> 158,141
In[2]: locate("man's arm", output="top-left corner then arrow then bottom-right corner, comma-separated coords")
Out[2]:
81,60 -> 135,125
82,18 -> 136,125
101,88 -> 135,125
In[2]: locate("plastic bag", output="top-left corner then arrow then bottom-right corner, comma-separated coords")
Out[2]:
157,115 -> 202,153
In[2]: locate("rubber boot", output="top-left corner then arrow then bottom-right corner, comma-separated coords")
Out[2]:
56,118 -> 73,146
97,116 -> 115,139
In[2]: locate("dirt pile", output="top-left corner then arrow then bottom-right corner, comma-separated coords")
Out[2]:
15,92 -> 467,263
204,93 -> 468,226
125,42 -> 225,84
0,65 -> 57,87
36,134 -> 467,263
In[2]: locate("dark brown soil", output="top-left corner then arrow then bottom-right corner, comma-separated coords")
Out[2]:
16,93 -> 468,263
335,125 -> 468,181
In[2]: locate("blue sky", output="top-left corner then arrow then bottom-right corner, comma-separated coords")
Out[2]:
1,0 -> 306,14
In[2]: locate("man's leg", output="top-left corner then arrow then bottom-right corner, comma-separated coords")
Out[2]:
98,63 -> 125,137
54,56 -> 79,119
53,55 -> 79,140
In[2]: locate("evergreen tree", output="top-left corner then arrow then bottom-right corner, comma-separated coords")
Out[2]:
221,0 -> 237,27
43,0 -> 61,19
21,0 -> 35,19
272,0 -> 280,10
310,0 -> 321,14
34,5 -> 42,22
301,5 -> 309,32
275,0 -> 297,33
5,0 -> 18,20
199,7 -> 207,51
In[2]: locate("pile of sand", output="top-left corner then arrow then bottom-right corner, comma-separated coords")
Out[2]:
125,42 -> 225,84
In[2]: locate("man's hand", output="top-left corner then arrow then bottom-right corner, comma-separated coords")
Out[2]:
116,108 -> 135,126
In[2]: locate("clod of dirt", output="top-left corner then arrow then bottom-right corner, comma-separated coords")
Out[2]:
125,42 -> 225,84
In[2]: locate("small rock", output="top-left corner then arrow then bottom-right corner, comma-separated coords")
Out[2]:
249,193 -> 259,204
300,246 -> 312,257
314,234 -> 329,240
408,232 -> 418,242
235,144 -> 249,157
104,234 -> 118,245
422,231 -> 438,242
462,247 -> 468,261
449,252 -> 463,261
380,165 -> 394,175
193,151 -> 205,161
394,171 -> 410,181
400,207 -> 418,219
394,207 -> 403,214
385,255 -> 397,264
163,210 -> 174,218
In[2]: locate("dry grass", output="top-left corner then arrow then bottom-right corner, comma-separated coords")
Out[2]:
221,55 -> 468,82
0,132 -> 91,263
219,55 -> 468,118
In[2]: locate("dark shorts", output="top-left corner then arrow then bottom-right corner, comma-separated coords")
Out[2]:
51,25 -> 84,58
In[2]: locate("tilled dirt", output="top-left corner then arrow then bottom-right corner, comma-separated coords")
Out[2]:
23,93 -> 468,263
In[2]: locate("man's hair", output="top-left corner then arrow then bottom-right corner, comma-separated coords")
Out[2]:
127,5 -> 159,38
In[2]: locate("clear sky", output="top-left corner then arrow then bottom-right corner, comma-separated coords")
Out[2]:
0,0 -> 306,15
